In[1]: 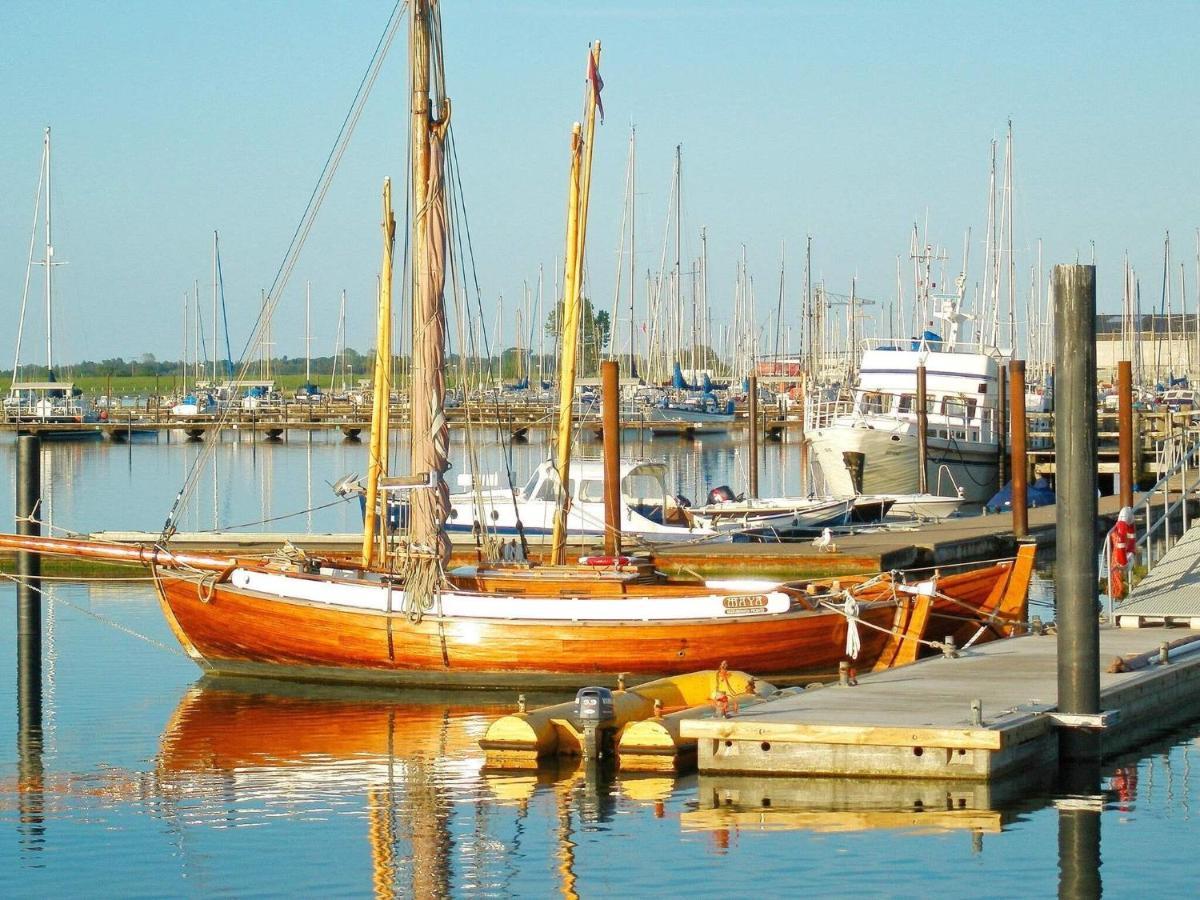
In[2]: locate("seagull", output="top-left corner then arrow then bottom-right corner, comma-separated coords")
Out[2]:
812,528 -> 834,552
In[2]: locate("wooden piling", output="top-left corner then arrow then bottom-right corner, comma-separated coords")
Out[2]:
1010,360 -> 1028,538
748,375 -> 759,499
916,365 -> 928,494
997,364 -> 1008,489
798,376 -> 809,496
1118,359 -> 1133,508
600,360 -> 622,557
1053,264 -> 1100,762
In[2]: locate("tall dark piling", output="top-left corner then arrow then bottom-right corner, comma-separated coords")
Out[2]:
17,435 -> 42,723
916,365 -> 928,494
747,375 -> 759,499
1010,360 -> 1028,538
16,434 -> 45,847
1053,264 -> 1100,761
1057,761 -> 1102,897
1117,359 -> 1133,508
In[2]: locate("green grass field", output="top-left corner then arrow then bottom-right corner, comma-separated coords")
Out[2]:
73,373 -> 334,397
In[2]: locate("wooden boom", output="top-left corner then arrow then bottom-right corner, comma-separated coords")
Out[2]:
0,532 -> 240,573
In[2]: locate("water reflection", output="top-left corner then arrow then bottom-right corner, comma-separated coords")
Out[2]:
7,581 -> 1200,897
153,678 -> 575,897
683,771 -> 1054,836
0,428 -> 805,537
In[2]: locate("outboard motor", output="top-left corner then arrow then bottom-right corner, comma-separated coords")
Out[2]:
574,686 -> 616,759
707,485 -> 737,505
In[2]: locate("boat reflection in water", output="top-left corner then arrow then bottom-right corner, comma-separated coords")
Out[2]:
154,677 -> 602,897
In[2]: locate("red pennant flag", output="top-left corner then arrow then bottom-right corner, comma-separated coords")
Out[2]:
588,49 -> 604,122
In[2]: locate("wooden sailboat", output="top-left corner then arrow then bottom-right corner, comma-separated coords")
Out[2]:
0,3 -> 1035,689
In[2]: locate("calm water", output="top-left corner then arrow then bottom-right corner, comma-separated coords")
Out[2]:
1,432 -> 1198,896
0,427 -> 812,538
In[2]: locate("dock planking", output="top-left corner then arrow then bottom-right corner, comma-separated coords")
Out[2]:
682,625 -> 1200,781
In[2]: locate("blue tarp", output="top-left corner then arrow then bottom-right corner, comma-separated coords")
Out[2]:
910,329 -> 944,352
986,476 -> 1056,513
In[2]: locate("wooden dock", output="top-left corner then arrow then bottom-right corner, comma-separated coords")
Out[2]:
681,623 -> 1200,781
683,625 -> 1200,779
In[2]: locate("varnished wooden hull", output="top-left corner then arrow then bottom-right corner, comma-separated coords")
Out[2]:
155,572 -> 903,689
152,549 -> 1033,689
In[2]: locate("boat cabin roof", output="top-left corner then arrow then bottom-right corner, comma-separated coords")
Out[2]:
9,381 -> 76,391
532,457 -> 667,480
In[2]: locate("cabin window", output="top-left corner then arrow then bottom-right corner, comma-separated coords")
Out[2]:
622,473 -> 664,506
521,471 -> 540,498
533,476 -> 560,502
896,394 -> 914,413
860,392 -> 885,414
942,397 -> 968,419
579,480 -> 604,502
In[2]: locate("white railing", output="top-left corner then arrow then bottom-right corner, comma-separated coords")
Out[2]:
803,396 -> 854,430
1104,430 -> 1200,617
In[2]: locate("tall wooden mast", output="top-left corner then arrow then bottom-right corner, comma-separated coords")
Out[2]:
549,41 -> 602,566
408,0 -> 452,565
361,179 -> 396,567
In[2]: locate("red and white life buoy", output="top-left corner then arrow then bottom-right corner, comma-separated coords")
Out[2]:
1109,510 -> 1136,598
579,555 -> 633,568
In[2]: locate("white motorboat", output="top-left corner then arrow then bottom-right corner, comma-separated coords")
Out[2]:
880,492 -> 965,521
690,492 -> 853,536
445,458 -> 726,545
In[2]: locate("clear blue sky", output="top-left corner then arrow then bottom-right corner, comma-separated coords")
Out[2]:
2,0 -> 1196,368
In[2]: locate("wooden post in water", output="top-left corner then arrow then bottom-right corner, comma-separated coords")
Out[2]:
1117,359 -> 1134,508
1010,360 -> 1028,538
798,373 -> 809,496
916,365 -> 928,494
748,375 -> 759,498
1054,263 -> 1100,762
600,360 -> 622,557
997,364 -> 1008,489
16,435 -> 43,767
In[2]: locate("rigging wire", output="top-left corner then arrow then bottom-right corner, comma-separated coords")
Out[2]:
161,0 -> 409,540
11,146 -> 46,387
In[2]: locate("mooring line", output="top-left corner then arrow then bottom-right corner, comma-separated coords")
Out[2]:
0,571 -> 187,658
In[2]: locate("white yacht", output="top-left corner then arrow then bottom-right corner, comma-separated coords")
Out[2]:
806,340 -> 1003,508
807,342 -> 1004,504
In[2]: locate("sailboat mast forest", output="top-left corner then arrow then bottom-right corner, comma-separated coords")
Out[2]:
0,3 -> 1034,689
